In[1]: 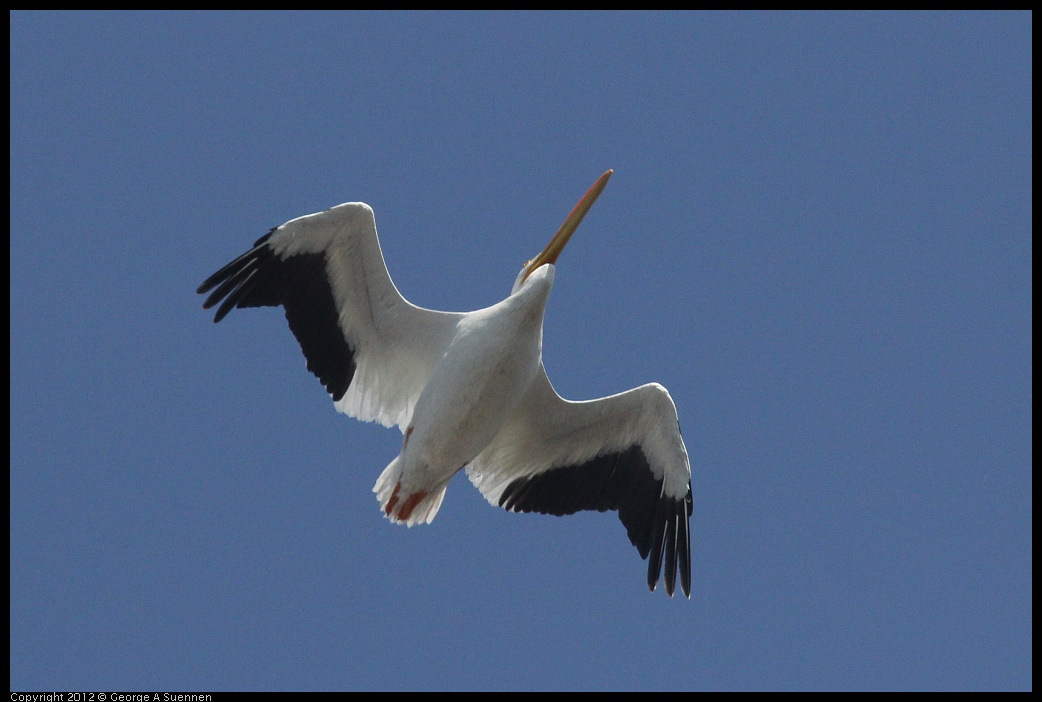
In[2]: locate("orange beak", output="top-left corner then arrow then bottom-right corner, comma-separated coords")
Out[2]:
521,169 -> 613,283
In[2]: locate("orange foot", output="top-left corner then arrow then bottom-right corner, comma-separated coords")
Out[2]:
384,483 -> 428,522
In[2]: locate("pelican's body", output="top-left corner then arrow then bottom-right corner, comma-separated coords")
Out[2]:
198,171 -> 694,597
376,265 -> 553,524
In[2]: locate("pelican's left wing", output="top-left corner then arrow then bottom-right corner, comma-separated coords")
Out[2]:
197,202 -> 462,430
466,367 -> 693,597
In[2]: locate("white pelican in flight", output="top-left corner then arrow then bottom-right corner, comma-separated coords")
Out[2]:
197,171 -> 693,597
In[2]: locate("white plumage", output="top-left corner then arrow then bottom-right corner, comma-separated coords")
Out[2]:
198,171 -> 693,597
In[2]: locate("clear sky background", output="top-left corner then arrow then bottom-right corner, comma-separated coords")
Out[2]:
10,11 -> 1031,691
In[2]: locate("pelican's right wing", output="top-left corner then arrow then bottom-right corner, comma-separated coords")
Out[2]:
467,367 -> 693,597
197,202 -> 462,430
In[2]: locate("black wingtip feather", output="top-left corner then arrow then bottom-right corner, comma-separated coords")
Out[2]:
679,493 -> 692,598
647,518 -> 667,595
664,514 -> 678,597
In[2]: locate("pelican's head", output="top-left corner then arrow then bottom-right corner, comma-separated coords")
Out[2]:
511,169 -> 613,295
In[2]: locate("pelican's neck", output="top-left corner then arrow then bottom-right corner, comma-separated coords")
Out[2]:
511,262 -> 556,297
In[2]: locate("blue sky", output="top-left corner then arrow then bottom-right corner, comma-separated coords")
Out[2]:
10,11 -> 1031,691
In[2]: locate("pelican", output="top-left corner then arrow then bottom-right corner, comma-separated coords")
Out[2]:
197,171 -> 693,597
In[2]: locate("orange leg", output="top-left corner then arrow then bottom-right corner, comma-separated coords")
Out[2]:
384,483 -> 402,515
384,482 -> 428,521
396,490 -> 429,522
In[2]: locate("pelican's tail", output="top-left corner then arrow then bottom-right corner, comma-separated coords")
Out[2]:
373,455 -> 447,526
